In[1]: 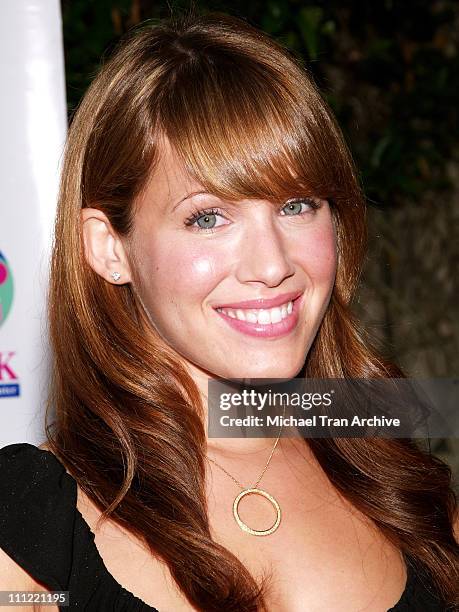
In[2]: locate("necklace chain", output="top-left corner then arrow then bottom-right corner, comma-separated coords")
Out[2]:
206,403 -> 286,489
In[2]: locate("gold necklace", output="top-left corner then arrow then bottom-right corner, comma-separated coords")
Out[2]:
207,403 -> 285,537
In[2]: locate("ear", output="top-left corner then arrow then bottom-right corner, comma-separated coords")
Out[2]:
81,208 -> 132,284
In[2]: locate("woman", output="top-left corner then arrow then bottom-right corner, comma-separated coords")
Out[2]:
0,11 -> 458,612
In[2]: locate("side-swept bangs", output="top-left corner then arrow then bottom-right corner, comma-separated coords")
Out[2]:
152,21 -> 357,208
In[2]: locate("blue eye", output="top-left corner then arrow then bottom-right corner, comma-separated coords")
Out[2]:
281,198 -> 320,215
184,198 -> 321,232
184,207 -> 223,231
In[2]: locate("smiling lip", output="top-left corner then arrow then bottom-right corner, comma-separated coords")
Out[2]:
214,292 -> 304,339
213,290 -> 303,310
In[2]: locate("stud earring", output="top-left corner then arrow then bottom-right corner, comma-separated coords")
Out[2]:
111,272 -> 121,282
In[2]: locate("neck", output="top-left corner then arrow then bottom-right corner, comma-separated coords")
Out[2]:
181,360 -> 295,456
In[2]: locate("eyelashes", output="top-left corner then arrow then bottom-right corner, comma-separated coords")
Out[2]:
184,197 -> 322,232
184,207 -> 221,229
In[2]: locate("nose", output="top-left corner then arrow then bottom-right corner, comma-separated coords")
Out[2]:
235,209 -> 295,287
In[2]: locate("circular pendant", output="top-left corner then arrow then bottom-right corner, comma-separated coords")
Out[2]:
233,487 -> 281,536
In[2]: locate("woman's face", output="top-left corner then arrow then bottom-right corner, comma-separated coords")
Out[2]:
128,138 -> 337,384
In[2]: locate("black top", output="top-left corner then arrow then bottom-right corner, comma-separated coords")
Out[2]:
0,443 -> 447,611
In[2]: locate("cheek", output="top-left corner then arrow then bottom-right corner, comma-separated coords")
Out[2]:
148,240 -> 222,299
296,222 -> 337,282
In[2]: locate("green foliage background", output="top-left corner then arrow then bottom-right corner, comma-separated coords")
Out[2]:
61,0 -> 459,476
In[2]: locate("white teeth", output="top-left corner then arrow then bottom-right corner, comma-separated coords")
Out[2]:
257,310 -> 271,324
270,307 -> 282,324
217,300 -> 294,324
236,309 -> 245,321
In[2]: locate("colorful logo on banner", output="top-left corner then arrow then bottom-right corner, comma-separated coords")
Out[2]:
0,251 -> 14,327
0,251 -> 20,398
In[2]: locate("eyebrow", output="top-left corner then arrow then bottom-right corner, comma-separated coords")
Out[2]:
171,190 -> 213,212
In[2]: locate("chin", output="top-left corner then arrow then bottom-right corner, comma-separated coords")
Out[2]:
225,362 -> 304,381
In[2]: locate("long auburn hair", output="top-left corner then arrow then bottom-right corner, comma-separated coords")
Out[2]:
45,11 -> 458,611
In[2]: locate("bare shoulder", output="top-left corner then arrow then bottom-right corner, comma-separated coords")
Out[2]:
38,442 -> 51,451
0,546 -> 59,611
0,545 -> 34,589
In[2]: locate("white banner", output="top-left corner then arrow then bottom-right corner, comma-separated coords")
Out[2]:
0,0 -> 67,445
